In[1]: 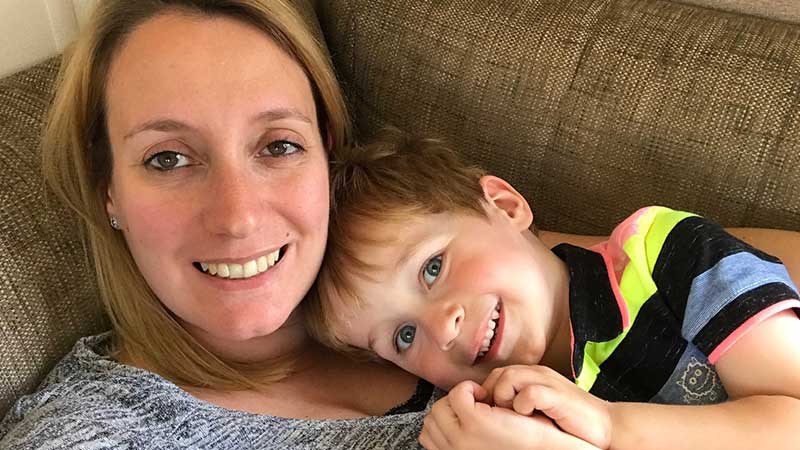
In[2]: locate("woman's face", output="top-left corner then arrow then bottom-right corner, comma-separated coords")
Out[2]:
104,13 -> 329,353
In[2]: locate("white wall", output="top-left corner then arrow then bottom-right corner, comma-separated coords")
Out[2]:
0,0 -> 95,78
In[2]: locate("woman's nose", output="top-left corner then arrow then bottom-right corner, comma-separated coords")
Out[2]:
201,165 -> 260,239
426,303 -> 465,351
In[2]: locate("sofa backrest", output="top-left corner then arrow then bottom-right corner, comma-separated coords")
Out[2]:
0,59 -> 107,417
317,0 -> 800,235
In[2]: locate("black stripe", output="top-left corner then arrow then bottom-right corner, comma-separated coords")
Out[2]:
590,292 -> 687,402
552,244 -> 623,379
651,216 -> 780,326
694,282 -> 799,356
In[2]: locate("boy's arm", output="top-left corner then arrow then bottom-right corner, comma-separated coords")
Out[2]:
539,219 -> 800,450
607,213 -> 800,450
607,309 -> 800,450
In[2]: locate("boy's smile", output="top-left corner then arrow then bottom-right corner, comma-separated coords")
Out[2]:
331,177 -> 573,389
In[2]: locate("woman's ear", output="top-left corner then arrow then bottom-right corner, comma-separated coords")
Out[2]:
479,175 -> 533,231
106,182 -> 118,221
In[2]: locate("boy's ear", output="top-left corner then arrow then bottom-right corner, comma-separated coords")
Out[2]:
479,175 -> 533,231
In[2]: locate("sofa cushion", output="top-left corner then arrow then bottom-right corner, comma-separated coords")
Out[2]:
317,0 -> 800,235
0,59 -> 107,417
676,0 -> 800,24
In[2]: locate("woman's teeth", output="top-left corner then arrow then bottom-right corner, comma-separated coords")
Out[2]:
477,304 -> 501,358
199,248 -> 281,279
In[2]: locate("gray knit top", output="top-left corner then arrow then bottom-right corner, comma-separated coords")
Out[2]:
0,334 -> 439,449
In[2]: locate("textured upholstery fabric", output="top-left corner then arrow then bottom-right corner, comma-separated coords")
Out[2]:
317,0 -> 800,235
0,59 -> 107,416
676,0 -> 800,24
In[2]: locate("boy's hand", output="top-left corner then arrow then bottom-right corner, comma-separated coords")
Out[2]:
419,380 -> 601,450
482,365 -> 612,449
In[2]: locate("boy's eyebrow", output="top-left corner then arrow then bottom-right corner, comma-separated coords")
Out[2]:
394,239 -> 429,272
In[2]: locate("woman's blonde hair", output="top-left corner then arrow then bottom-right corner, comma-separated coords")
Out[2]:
42,0 -> 350,389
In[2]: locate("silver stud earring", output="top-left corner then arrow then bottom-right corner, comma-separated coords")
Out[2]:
110,216 -> 121,230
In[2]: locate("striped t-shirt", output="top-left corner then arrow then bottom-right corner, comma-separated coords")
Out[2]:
552,206 -> 800,404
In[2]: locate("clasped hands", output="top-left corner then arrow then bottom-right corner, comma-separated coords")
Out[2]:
419,365 -> 612,450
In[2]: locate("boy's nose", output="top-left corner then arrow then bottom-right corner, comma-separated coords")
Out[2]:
427,303 -> 465,351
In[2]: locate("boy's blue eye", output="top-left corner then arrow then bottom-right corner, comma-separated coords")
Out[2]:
422,255 -> 443,287
394,324 -> 416,352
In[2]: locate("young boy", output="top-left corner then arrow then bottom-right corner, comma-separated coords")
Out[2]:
306,128 -> 800,450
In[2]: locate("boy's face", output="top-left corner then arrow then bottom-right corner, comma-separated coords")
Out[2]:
332,177 -> 569,389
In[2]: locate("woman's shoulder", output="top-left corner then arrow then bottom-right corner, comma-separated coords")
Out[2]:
0,333 -> 444,449
0,332 -> 186,448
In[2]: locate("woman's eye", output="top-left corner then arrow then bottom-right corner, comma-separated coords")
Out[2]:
422,255 -> 443,287
145,151 -> 190,171
394,324 -> 416,352
261,140 -> 304,157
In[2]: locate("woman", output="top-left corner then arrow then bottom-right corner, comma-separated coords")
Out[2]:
0,1 -> 797,449
1,1 -> 433,448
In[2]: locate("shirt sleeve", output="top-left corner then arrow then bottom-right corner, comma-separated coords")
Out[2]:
646,209 -> 800,364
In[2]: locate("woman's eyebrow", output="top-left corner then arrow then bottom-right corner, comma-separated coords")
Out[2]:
124,108 -> 313,142
124,118 -> 190,141
252,107 -> 313,124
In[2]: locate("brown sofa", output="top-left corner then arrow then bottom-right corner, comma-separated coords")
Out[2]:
1,0 -> 799,418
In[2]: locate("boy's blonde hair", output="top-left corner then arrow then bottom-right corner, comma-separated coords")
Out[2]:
42,0 -> 349,389
305,127 -> 490,356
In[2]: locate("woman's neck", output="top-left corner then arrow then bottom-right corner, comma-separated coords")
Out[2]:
182,309 -> 311,364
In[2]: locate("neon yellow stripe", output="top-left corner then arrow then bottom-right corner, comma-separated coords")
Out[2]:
574,207 -> 696,391
576,333 -> 626,390
644,209 -> 697,272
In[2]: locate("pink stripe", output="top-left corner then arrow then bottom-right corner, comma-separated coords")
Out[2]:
589,244 -> 630,330
708,299 -> 800,364
586,207 -> 657,331
570,317 -> 577,380
609,207 -> 653,248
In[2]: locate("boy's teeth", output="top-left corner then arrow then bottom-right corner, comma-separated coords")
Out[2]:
199,249 -> 281,280
477,304 -> 501,360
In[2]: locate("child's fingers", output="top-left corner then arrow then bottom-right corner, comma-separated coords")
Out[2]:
481,367 -> 504,396
490,374 -> 525,409
417,429 -> 438,450
513,384 -> 557,417
486,365 -> 557,408
447,380 -> 485,418
426,397 -> 461,441
419,414 -> 448,450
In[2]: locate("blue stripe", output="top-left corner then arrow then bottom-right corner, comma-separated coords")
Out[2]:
682,252 -> 798,341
